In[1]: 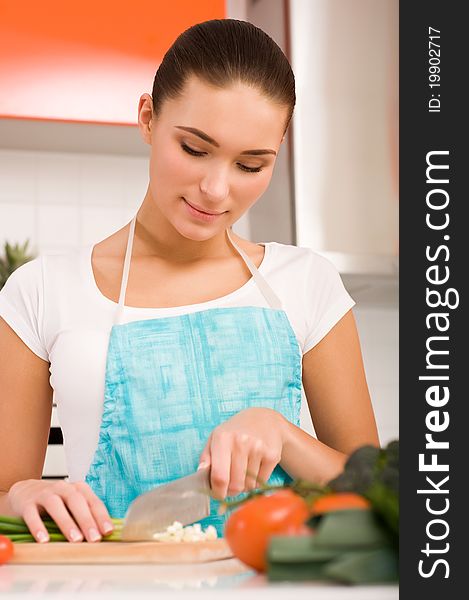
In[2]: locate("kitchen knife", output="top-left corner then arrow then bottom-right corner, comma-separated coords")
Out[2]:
120,467 -> 212,541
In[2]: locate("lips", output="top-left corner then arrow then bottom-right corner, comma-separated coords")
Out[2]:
182,198 -> 225,216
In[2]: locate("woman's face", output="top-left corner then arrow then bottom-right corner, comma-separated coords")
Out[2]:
139,75 -> 288,241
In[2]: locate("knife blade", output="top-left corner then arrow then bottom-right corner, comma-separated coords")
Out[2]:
120,467 -> 212,541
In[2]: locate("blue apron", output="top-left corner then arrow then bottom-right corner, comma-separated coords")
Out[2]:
85,216 -> 302,535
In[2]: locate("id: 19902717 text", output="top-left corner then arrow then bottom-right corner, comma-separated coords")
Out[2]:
428,27 -> 441,113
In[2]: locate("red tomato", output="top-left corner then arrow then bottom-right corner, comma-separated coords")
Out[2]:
311,492 -> 371,515
0,535 -> 14,565
224,489 -> 311,572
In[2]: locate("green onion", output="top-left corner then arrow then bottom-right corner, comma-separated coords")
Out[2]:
0,515 -> 124,543
0,522 -> 30,533
5,534 -> 35,542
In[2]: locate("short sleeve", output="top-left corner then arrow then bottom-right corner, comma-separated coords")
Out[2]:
0,257 -> 49,361
302,252 -> 355,354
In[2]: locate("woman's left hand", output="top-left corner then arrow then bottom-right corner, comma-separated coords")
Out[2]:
198,407 -> 288,500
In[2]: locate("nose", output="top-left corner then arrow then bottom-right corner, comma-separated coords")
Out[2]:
199,166 -> 229,203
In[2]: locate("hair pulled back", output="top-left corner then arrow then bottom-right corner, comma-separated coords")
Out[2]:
151,19 -> 295,132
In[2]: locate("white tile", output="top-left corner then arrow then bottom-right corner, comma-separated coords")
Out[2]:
123,194 -> 145,216
0,203 -> 37,251
37,204 -> 80,248
36,153 -> 80,206
80,155 -> 127,207
121,205 -> 138,223
0,150 -> 36,202
372,387 -> 399,422
81,206 -> 127,246
233,211 -> 251,239
122,156 -> 149,207
358,340 -> 376,381
356,307 -> 398,346
369,383 -> 399,443
37,245 -> 75,256
353,310 -> 369,335
351,280 -> 399,310
354,306 -> 398,391
371,344 -> 399,386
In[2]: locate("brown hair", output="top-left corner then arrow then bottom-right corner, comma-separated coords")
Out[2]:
151,19 -> 295,133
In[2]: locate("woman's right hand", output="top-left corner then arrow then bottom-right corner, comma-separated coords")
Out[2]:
8,479 -> 114,543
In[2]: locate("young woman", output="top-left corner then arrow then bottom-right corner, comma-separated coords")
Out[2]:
0,19 -> 379,543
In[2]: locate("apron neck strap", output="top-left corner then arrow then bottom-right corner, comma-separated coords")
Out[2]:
115,215 -> 136,324
114,215 -> 282,324
225,228 -> 282,309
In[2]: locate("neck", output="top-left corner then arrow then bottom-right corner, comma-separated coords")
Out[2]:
133,188 -> 235,263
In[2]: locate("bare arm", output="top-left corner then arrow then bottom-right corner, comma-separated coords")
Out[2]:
0,317 -> 113,543
0,317 -> 53,513
302,310 -> 379,452
279,309 -> 380,482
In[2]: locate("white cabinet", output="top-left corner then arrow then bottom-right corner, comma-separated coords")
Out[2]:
43,405 -> 67,479
290,0 -> 398,275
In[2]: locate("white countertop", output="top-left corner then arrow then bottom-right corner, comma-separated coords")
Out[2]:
0,559 -> 398,599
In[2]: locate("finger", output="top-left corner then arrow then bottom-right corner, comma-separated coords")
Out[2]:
257,450 -> 281,487
227,434 -> 249,496
73,482 -> 114,536
63,489 -> 102,542
245,441 -> 263,490
208,432 -> 232,500
198,435 -> 212,470
22,504 -> 50,544
39,494 -> 84,543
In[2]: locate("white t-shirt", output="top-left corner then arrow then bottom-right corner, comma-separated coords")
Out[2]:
0,242 -> 354,482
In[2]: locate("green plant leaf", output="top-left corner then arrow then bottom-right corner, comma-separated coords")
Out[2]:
0,239 -> 35,290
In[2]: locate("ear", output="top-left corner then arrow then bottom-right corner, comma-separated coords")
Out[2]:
137,93 -> 154,145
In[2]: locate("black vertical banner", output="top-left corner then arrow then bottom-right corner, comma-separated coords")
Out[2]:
400,2 -> 464,598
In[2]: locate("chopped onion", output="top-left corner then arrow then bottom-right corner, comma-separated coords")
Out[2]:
152,521 -> 218,542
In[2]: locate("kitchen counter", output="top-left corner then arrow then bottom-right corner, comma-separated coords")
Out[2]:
0,558 -> 398,599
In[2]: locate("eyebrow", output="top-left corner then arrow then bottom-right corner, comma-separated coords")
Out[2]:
174,126 -> 277,156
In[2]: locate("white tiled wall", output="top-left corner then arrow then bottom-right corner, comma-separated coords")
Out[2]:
1,148 -> 398,477
354,306 -> 398,445
0,149 -> 149,254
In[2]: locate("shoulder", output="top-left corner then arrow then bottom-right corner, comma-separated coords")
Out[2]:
0,256 -> 49,358
41,248 -> 87,273
259,244 -> 354,354
263,241 -> 341,281
231,231 -> 328,267
0,255 -> 44,299
42,248 -> 89,285
1,247 -> 88,301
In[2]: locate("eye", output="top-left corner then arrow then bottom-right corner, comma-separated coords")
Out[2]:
181,143 -> 206,157
237,163 -> 263,173
181,142 -> 263,173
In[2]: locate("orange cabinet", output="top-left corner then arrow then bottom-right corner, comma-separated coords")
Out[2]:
0,0 -> 225,124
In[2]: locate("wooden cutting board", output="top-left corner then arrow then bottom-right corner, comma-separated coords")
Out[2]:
10,539 -> 234,564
